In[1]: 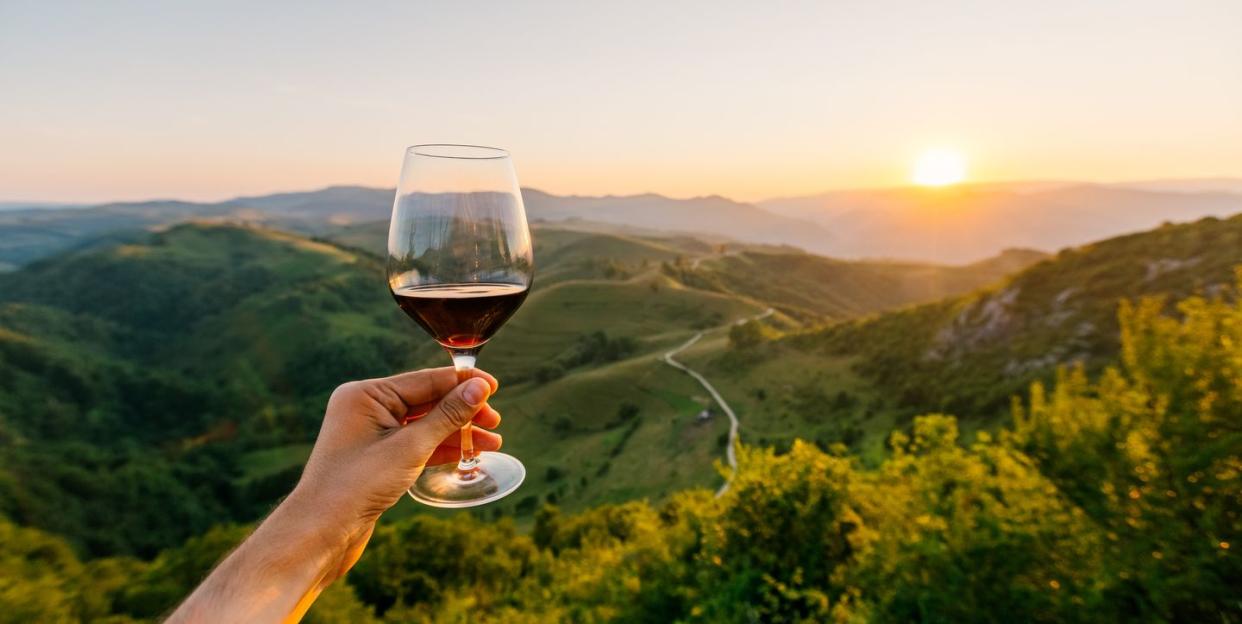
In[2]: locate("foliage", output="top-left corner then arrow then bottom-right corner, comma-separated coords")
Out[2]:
727,318 -> 777,349
399,272 -> 1235,622
348,515 -> 538,619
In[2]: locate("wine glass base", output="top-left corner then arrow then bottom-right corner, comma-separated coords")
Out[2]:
407,452 -> 526,508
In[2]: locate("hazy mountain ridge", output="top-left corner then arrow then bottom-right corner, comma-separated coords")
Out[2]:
1117,176 -> 1242,194
519,188 -> 835,252
0,186 -> 832,268
5,179 -> 1240,268
760,183 -> 1242,263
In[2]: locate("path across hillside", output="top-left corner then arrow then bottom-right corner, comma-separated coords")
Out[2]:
663,307 -> 774,496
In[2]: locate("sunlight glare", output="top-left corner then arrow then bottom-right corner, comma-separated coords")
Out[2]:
912,148 -> 967,187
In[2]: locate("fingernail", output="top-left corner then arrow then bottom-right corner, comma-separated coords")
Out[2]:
463,378 -> 489,404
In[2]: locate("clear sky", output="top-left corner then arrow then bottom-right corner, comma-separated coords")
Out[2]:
2,0 -> 1240,203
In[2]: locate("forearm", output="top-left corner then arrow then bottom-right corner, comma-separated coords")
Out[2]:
168,492 -> 355,624
168,369 -> 493,622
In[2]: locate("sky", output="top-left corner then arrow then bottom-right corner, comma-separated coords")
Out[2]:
2,0 -> 1241,203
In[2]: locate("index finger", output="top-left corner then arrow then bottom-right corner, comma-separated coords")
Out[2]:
376,366 -> 499,409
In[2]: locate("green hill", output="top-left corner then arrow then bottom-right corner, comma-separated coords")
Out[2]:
673,214 -> 1242,463
666,246 -> 1047,320
0,225 -> 418,556
6,275 -> 1239,621
1,214 -> 1238,621
819,213 -> 1242,417
0,220 -> 1040,554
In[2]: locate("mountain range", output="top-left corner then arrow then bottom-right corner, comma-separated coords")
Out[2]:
3,178 -> 1240,269
760,183 -> 1242,263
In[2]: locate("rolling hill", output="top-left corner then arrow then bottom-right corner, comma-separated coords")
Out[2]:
2,205 -> 1238,623
0,219 -> 1035,555
668,213 -> 1242,464
666,246 -> 1048,320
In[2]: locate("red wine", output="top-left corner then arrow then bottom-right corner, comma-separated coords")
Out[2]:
392,283 -> 529,348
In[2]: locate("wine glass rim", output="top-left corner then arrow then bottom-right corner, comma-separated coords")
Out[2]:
407,144 -> 510,160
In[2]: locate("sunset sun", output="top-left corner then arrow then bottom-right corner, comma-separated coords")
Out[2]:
912,148 -> 968,187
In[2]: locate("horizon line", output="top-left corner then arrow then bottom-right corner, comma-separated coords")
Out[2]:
4,174 -> 1242,208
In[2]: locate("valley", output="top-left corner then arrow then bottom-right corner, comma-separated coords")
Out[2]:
0,216 -> 1040,548
1,202 -> 1239,622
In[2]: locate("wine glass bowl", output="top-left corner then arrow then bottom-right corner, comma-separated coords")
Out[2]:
387,144 -> 533,507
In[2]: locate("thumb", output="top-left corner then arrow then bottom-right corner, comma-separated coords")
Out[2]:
387,377 -> 492,464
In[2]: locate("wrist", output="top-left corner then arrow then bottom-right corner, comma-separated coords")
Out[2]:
276,486 -> 357,559
169,490 -> 356,623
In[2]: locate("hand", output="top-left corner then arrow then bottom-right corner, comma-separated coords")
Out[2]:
169,367 -> 501,623
296,367 -> 502,570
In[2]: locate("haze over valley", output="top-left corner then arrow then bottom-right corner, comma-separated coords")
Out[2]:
4,178 -> 1240,270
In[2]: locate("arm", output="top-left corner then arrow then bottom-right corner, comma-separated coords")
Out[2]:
169,367 -> 502,624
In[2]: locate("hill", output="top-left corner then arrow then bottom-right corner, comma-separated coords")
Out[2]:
7,277 -> 1239,621
760,184 -> 1242,263
669,214 -> 1242,463
665,246 -> 1048,320
0,225 -> 422,556
1,211 -> 1238,622
0,220 -> 1033,555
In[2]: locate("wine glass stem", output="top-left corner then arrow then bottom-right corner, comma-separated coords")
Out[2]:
450,350 -> 480,473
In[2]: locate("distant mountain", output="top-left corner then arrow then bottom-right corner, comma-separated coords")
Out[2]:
520,189 -> 835,252
0,186 -> 834,268
1111,177 -> 1242,194
760,184 -> 1242,263
0,202 -> 84,212
7,179 -> 1241,269
0,199 -> 220,267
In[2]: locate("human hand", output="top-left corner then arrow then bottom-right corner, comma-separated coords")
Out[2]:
294,366 -> 502,570
170,367 -> 502,623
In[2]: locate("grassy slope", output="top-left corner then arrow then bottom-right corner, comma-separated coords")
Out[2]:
0,224 -> 764,532
1,219 -> 1045,546
829,213 -> 1242,418
664,247 -> 1047,320
677,214 -> 1242,460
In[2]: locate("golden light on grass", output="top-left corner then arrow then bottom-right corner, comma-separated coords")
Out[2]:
911,148 -> 967,187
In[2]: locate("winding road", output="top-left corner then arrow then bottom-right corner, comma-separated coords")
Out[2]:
663,307 -> 774,496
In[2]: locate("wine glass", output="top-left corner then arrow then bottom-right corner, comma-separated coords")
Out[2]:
387,144 -> 533,507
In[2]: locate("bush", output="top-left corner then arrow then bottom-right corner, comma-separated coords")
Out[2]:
728,319 -> 776,349
544,465 -> 565,482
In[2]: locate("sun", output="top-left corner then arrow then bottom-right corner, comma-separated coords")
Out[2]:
911,148 -> 967,187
